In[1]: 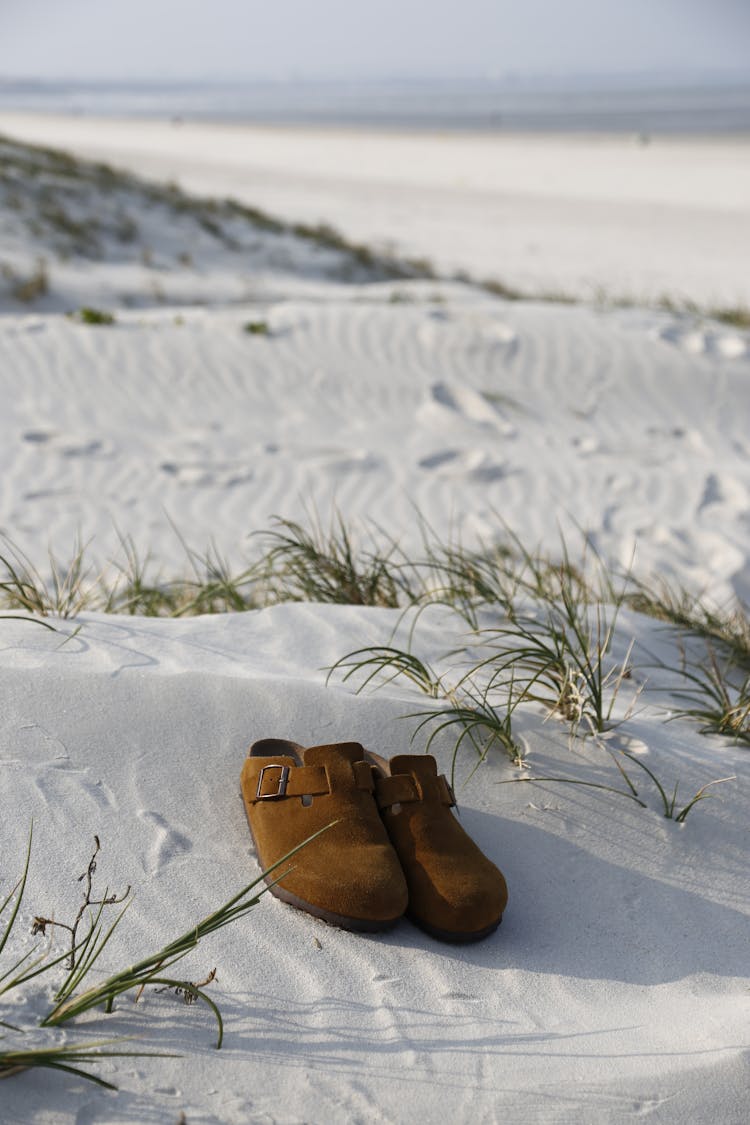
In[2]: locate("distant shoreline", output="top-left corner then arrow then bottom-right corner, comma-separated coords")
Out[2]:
3,106 -> 750,145
2,76 -> 750,135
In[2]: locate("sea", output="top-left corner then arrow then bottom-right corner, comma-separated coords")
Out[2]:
0,76 -> 749,134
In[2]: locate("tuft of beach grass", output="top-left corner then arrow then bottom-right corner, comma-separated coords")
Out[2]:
0,511 -> 746,799
1,822 -> 335,1087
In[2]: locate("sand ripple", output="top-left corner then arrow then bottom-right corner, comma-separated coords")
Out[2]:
1,290 -> 749,601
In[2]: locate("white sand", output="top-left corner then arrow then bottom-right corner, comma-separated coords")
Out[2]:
1,112 -> 749,306
0,117 -> 749,1123
2,295 -> 749,602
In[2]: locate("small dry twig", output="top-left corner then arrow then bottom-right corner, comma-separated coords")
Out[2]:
155,968 -> 217,1005
31,836 -> 130,970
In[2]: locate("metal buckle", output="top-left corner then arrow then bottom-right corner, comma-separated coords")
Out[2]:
256,764 -> 290,800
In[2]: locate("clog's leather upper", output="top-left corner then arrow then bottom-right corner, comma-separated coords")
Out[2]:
242,742 -> 408,924
374,754 -> 508,937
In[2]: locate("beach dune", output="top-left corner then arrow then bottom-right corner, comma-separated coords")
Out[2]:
1,111 -> 749,306
0,117 -> 748,1124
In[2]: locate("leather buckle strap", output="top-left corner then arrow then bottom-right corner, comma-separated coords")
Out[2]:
374,773 -> 420,809
251,763 -> 330,802
375,772 -> 457,809
352,760 -> 375,793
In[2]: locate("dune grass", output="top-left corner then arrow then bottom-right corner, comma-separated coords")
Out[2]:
328,622 -> 734,820
0,535 -> 95,618
256,513 -> 416,608
626,575 -> 750,669
4,133 -> 750,324
0,519 -> 742,1081
668,646 -> 750,746
0,132 -> 439,296
498,754 -> 734,822
0,1040 -> 178,1090
1,257 -> 49,302
70,306 -> 116,326
1,823 -> 333,1086
0,513 -> 746,813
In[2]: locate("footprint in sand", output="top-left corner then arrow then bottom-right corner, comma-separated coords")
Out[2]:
419,449 -> 464,471
599,731 -> 648,755
138,810 -> 193,875
710,333 -> 748,359
431,381 -> 501,424
571,434 -> 601,455
319,450 -> 382,475
32,765 -> 117,816
160,460 -> 254,488
23,486 -> 74,501
659,326 -> 706,354
22,429 -> 55,444
61,438 -> 111,458
418,447 -> 509,482
659,324 -> 748,360
698,471 -> 749,513
425,381 -> 517,436
289,446 -> 382,474
21,429 -> 114,459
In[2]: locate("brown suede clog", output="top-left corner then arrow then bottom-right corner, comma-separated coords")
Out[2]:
367,752 -> 508,942
241,739 -> 408,932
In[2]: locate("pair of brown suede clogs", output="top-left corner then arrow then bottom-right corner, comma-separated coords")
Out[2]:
240,739 -> 508,942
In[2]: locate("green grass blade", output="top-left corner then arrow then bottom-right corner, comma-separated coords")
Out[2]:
0,1040 -> 181,1089
32,1060 -> 120,1089
498,775 -> 648,806
0,826 -> 32,958
0,615 -> 57,630
45,822 -> 335,1027
675,776 -> 736,823
619,751 -> 671,816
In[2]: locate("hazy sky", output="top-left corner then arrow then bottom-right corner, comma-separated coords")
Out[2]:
1,0 -> 748,82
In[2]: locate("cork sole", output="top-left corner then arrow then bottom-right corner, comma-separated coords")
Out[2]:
408,912 -> 502,944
